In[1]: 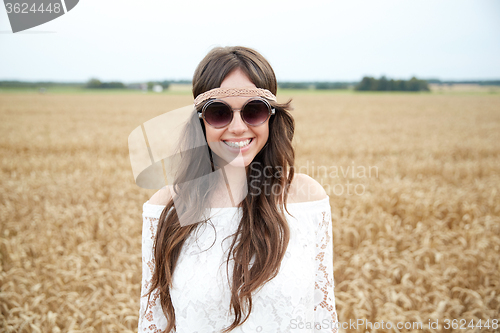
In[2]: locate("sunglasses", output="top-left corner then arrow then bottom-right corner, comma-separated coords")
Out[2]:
198,97 -> 275,128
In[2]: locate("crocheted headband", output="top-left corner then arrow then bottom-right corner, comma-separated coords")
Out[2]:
194,87 -> 277,107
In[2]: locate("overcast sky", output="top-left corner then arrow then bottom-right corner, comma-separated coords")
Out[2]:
0,0 -> 499,82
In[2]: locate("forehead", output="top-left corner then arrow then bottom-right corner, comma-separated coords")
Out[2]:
220,68 -> 256,89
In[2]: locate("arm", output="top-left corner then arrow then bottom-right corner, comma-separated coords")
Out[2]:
314,207 -> 338,333
288,173 -> 338,331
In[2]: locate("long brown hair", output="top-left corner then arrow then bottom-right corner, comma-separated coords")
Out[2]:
146,46 -> 295,332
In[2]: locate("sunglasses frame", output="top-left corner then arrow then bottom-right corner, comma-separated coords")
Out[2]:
198,97 -> 276,129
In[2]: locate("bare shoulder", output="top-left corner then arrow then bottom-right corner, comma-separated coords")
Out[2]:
148,185 -> 173,206
287,173 -> 327,203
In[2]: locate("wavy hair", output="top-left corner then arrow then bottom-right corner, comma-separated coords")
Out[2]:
146,46 -> 295,333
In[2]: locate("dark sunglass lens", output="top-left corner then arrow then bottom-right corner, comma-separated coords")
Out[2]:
242,100 -> 270,125
204,102 -> 232,127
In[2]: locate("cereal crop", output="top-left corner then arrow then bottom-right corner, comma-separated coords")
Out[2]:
1,91 -> 499,332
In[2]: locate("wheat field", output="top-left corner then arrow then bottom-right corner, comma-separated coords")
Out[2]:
0,91 -> 499,332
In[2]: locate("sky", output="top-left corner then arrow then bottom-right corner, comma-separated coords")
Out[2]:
0,0 -> 499,83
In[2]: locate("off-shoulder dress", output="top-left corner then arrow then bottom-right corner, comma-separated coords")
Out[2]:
139,196 -> 338,333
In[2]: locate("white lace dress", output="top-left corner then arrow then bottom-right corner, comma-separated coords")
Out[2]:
139,196 -> 338,333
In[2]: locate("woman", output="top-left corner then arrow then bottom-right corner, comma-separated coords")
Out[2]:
139,46 -> 338,333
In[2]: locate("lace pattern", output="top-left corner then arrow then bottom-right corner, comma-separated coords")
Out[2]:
139,198 -> 337,333
314,211 -> 338,332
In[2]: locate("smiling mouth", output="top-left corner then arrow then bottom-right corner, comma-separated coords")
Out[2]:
223,138 -> 253,148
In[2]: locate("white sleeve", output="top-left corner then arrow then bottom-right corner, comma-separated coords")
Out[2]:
314,206 -> 338,333
138,212 -> 170,332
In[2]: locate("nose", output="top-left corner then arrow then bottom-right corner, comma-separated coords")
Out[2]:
227,110 -> 248,134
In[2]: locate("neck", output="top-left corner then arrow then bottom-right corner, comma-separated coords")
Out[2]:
212,155 -> 248,207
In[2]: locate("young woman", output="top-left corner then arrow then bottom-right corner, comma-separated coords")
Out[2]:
139,46 -> 338,332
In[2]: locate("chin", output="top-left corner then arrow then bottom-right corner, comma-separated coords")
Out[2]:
226,154 -> 253,168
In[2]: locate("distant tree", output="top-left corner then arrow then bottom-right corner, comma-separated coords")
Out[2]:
407,77 -> 419,91
278,82 -> 311,89
356,77 -> 377,91
86,78 -> 102,89
355,76 -> 429,92
393,79 -> 406,91
160,80 -> 171,89
277,81 -> 351,90
101,81 -> 125,89
406,77 -> 429,91
419,78 -> 430,91
85,78 -> 125,89
315,82 -> 349,89
378,76 -> 389,91
315,82 -> 330,89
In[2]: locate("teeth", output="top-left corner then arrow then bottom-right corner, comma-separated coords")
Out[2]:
224,139 -> 252,148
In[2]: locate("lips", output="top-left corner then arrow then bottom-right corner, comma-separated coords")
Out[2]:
223,138 -> 253,149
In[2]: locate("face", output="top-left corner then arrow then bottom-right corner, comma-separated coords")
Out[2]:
203,68 -> 270,168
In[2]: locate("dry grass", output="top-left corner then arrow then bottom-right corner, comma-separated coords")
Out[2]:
1,91 -> 499,332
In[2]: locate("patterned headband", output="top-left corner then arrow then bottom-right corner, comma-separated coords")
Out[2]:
194,87 -> 277,107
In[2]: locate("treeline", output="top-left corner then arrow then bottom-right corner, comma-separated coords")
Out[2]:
0,80 -> 82,88
3,78 -> 500,91
278,81 -> 353,89
85,78 -> 126,89
355,76 -> 430,91
427,79 -> 500,86
85,78 -> 192,89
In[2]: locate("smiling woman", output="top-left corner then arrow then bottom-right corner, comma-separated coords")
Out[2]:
201,68 -> 272,168
138,46 -> 338,333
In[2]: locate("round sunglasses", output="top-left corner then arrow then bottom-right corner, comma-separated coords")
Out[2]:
198,97 -> 275,128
